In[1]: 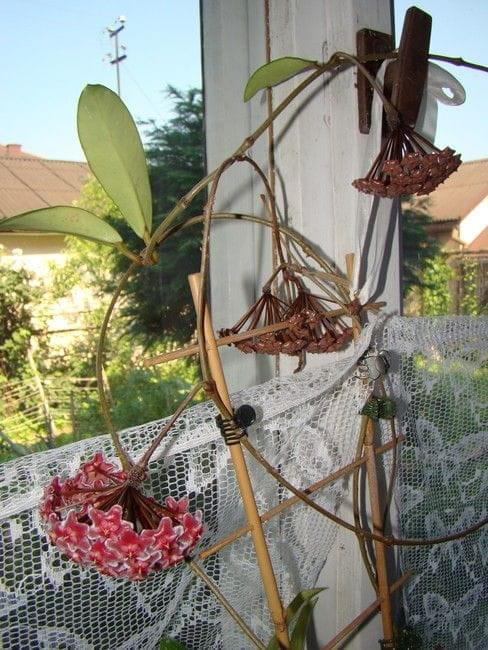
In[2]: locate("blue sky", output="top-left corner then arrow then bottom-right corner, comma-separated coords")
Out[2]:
395,0 -> 488,162
1,1 -> 201,160
1,1 -> 487,162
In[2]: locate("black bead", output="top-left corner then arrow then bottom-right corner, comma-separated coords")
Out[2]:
234,404 -> 256,428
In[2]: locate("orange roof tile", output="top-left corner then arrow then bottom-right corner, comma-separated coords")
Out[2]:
0,152 -> 89,219
414,159 -> 488,222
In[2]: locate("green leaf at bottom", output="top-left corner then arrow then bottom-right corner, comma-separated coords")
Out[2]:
0,206 -> 122,245
159,639 -> 187,650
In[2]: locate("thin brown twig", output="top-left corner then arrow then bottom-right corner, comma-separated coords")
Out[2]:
187,559 -> 266,649
322,572 -> 412,650
96,262 -> 138,471
138,382 -> 205,468
155,212 -> 350,304
242,436 -> 488,547
199,436 -> 404,561
429,53 -> 488,73
352,415 -> 377,590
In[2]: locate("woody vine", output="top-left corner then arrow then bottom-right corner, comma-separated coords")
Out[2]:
2,40 -> 488,649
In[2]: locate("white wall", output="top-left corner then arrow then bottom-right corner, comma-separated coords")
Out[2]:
201,1 -> 400,647
459,195 -> 488,245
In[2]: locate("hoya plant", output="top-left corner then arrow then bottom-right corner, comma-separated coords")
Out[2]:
2,44 -> 485,649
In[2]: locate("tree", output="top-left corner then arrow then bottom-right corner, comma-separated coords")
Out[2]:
115,86 -> 204,344
0,252 -> 38,377
402,197 -> 440,299
52,87 -> 204,346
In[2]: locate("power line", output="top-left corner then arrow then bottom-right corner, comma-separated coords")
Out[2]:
105,16 -> 127,97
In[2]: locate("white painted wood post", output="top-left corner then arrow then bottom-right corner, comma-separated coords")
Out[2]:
201,1 -> 400,647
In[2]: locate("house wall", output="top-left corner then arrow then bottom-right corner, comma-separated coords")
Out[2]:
0,233 -> 96,350
459,194 -> 488,245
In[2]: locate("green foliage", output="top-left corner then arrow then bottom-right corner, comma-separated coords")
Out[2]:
72,352 -> 200,439
0,206 -> 122,245
77,84 -> 152,239
421,255 -> 454,315
54,87 -> 203,345
267,588 -> 324,649
159,639 -> 187,650
0,257 -> 38,377
114,86 -> 204,343
460,257 -> 481,315
244,57 -> 317,101
48,179 -> 122,300
402,198 -> 440,298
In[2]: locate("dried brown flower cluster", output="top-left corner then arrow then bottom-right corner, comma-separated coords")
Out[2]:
219,272 -> 353,359
353,124 -> 461,198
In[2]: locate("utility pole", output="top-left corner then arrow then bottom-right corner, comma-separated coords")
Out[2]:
106,16 -> 127,97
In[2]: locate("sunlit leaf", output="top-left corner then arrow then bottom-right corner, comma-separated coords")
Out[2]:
244,57 -> 317,101
77,84 -> 152,239
0,207 -> 122,245
290,598 -> 318,650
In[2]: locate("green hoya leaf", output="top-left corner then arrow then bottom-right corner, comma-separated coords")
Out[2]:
244,57 -> 317,101
0,207 -> 122,245
266,636 -> 280,650
266,588 -> 325,649
285,588 -> 325,624
77,84 -> 152,239
290,598 -> 318,650
159,639 -> 187,650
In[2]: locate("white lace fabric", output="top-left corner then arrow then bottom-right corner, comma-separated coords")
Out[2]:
385,316 -> 488,650
1,317 -> 487,649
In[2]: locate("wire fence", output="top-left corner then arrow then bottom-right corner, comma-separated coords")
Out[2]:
0,376 -> 99,459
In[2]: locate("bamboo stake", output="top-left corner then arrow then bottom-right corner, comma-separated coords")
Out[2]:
344,253 -> 393,640
364,418 -> 394,643
199,436 -> 404,561
322,572 -> 412,650
188,273 -> 290,649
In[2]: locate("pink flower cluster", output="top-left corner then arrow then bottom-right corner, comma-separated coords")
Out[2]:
40,453 -> 203,581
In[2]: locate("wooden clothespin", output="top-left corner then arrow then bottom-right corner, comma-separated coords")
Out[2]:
356,6 -> 432,134
384,6 -> 432,128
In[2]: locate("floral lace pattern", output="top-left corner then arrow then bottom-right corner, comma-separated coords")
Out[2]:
384,316 -> 488,650
0,318 -> 486,648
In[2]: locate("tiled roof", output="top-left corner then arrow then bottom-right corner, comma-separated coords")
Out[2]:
0,151 -> 89,219
416,159 -> 488,222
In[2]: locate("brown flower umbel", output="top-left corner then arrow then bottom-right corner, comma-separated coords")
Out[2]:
219,287 -> 305,355
219,269 -> 354,365
353,124 -> 461,198
285,289 -> 353,354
